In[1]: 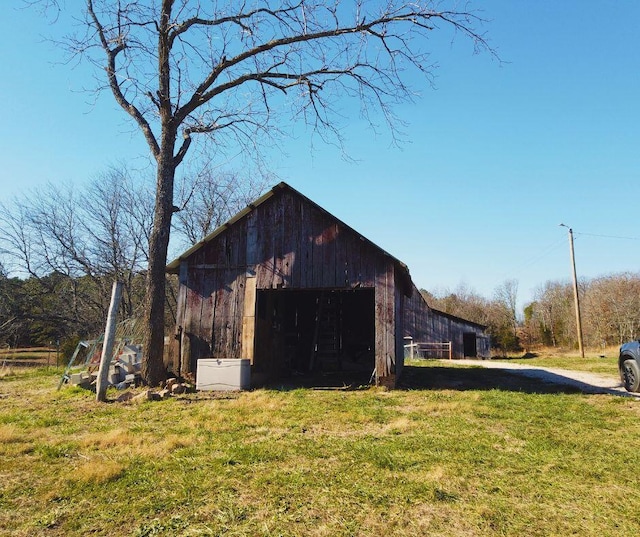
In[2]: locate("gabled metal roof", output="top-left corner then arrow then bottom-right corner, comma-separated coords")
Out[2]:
166,182 -> 411,288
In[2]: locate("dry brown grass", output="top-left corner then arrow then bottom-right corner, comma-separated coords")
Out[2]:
0,366 -> 15,379
0,424 -> 24,444
69,459 -> 126,485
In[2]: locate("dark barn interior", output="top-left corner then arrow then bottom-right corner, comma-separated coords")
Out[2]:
253,289 -> 375,385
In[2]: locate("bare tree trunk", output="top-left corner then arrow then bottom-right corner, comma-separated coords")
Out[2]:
142,149 -> 176,386
141,5 -> 175,387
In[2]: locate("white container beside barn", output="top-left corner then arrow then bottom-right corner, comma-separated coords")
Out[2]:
196,359 -> 251,391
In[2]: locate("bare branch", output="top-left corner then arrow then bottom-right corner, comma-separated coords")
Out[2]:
86,0 -> 161,158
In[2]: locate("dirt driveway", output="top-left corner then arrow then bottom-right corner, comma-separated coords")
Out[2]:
399,359 -> 640,398
453,359 -> 640,399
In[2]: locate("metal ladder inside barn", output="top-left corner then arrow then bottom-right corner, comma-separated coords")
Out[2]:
310,292 -> 342,372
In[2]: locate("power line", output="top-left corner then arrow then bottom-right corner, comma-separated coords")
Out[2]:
497,236 -> 566,283
574,232 -> 640,241
490,229 -> 638,299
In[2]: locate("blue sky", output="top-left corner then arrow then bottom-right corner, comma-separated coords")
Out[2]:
1,1 -> 639,311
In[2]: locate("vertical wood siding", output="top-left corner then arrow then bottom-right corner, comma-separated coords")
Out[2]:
402,282 -> 488,358
176,187 -> 404,382
375,255 -> 396,386
394,271 -> 405,380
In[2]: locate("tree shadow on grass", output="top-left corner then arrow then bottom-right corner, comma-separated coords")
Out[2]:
262,362 -> 623,396
398,364 -> 584,395
264,365 -> 584,394
263,369 -> 374,391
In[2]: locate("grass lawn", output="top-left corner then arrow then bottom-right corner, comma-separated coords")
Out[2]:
1,361 -> 640,536
488,348 -> 621,377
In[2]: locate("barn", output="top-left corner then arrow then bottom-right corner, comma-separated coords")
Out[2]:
166,182 -> 489,388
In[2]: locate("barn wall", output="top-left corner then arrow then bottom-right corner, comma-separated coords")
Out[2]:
375,255 -> 396,387
402,283 -> 489,359
176,214 -> 250,374
394,271 -> 405,381
243,189 -> 381,290
176,187 -> 403,382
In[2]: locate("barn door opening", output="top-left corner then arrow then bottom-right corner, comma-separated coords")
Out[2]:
463,332 -> 477,357
253,288 -> 375,386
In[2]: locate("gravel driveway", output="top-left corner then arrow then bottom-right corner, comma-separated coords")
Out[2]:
455,359 -> 640,398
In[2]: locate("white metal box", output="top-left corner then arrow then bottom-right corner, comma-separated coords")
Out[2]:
196,359 -> 251,391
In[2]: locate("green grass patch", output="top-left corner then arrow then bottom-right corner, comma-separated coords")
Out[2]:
1,363 -> 639,536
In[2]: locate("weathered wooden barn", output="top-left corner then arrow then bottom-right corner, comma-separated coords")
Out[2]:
166,182 -> 489,388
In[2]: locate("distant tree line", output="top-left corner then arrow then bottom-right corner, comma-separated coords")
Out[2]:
0,167 -> 267,351
523,273 -> 640,350
425,273 -> 640,354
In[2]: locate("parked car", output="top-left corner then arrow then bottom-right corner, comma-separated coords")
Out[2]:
619,340 -> 640,392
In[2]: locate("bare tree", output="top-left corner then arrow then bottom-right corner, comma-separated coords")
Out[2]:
530,281 -> 574,348
494,279 -> 518,340
0,163 -> 268,340
43,0 -> 492,385
422,283 -> 491,327
173,169 -> 270,247
583,273 -> 640,346
0,169 -> 152,330
425,281 -> 523,352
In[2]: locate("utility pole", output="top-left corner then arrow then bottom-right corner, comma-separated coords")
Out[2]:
560,224 -> 585,358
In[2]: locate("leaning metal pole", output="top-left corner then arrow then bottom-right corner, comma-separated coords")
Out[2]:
563,226 -> 585,358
